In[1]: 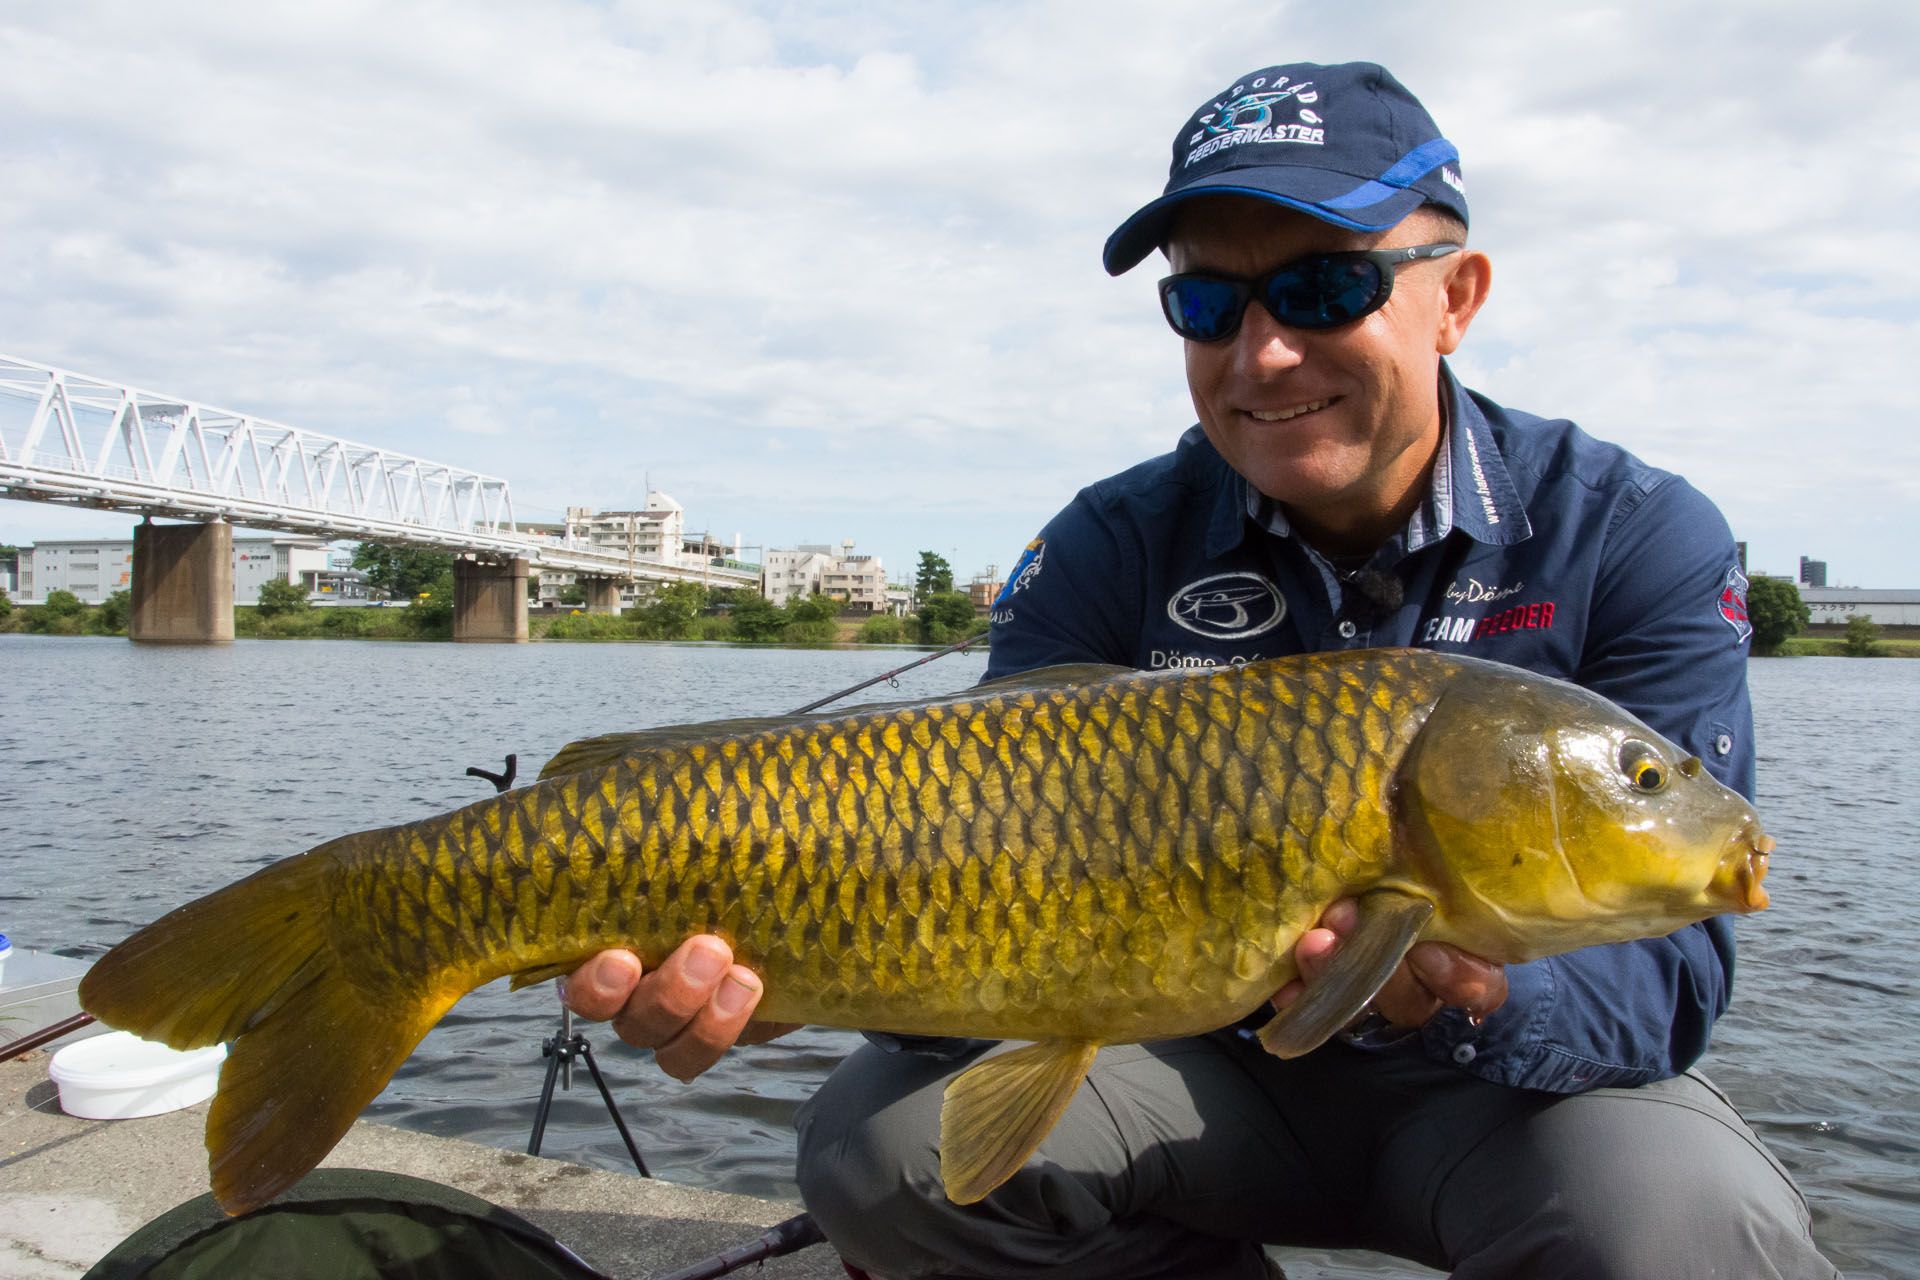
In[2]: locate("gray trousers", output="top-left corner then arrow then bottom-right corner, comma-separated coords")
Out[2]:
794,1034 -> 1838,1280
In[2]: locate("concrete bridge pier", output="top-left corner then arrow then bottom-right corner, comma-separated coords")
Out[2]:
129,519 -> 234,644
453,556 -> 529,643
581,576 -> 624,615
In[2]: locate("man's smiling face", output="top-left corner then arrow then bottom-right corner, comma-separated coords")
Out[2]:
1165,196 -> 1487,554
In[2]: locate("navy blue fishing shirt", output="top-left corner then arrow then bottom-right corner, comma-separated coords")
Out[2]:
985,362 -> 1756,1093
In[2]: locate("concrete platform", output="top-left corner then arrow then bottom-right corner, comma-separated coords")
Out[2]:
0,1053 -> 845,1280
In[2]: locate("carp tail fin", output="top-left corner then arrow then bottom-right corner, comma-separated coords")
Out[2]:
939,1038 -> 1099,1205
79,840 -> 459,1216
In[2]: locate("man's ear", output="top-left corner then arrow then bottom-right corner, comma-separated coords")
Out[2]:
1436,250 -> 1492,355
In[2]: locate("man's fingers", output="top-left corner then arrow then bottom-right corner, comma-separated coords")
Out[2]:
609,936 -> 737,1051
1406,941 -> 1510,1017
561,949 -> 643,1021
653,964 -> 765,1082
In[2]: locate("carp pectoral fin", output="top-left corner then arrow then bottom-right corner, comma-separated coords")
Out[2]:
939,1038 -> 1100,1205
1258,890 -> 1435,1059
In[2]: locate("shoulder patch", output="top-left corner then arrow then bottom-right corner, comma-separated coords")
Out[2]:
1718,566 -> 1752,643
994,539 -> 1045,607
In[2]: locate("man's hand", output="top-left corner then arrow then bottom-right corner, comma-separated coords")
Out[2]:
1270,898 -> 1509,1029
561,937 -> 800,1082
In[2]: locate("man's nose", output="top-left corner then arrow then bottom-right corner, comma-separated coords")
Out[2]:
1232,299 -> 1308,375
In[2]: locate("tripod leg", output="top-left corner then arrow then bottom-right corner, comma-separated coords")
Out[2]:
577,1039 -> 651,1177
527,1035 -> 567,1157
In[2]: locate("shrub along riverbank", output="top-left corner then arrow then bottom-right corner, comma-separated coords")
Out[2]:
0,584 -> 991,648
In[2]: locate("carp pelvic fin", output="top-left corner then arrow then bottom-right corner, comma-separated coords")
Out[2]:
79,841 -> 459,1216
939,1038 -> 1100,1205
1258,890 -> 1435,1058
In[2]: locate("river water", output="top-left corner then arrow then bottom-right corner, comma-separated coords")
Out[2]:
0,637 -> 1912,1278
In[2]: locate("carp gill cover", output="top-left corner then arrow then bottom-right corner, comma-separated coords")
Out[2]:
80,649 -> 1773,1215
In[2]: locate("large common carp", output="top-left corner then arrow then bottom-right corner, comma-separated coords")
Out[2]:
80,649 -> 1772,1215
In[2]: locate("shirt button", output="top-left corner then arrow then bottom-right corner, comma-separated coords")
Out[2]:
1714,733 -> 1734,756
1452,1042 -> 1478,1065
1337,619 -> 1358,639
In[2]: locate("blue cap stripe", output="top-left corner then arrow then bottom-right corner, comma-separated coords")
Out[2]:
1320,138 -> 1459,211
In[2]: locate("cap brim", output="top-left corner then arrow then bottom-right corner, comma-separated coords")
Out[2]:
1102,180 -> 1429,276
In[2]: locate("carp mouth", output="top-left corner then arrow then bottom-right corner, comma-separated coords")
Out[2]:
1709,822 -> 1773,913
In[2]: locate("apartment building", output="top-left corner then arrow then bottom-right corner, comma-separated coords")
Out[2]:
763,541 -> 889,611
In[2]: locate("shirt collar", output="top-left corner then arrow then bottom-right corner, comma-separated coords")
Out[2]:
1207,361 -> 1531,557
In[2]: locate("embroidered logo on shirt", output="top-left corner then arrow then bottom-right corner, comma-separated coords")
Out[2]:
1167,572 -> 1287,640
1718,566 -> 1752,643
994,539 -> 1044,608
1421,600 -> 1557,645
1443,576 -> 1525,605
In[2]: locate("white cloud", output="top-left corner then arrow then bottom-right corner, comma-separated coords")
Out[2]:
1,0 -> 1912,584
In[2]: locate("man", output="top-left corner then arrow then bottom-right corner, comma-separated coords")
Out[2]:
565,62 -> 1836,1278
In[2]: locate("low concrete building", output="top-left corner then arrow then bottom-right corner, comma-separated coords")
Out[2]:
764,541 -> 888,611
1799,586 -> 1920,632
17,535 -> 330,605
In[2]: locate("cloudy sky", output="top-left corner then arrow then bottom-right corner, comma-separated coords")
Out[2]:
2,0 -> 1914,587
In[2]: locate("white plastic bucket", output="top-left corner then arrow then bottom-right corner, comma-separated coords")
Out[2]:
48,1031 -> 227,1119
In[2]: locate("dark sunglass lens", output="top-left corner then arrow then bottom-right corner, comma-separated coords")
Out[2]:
1163,279 -> 1245,340
1265,257 -> 1387,329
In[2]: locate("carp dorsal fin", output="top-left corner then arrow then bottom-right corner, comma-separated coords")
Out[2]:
538,717 -> 811,780
1258,890 -> 1435,1058
538,664 -> 1135,780
939,1038 -> 1100,1204
972,662 -> 1135,694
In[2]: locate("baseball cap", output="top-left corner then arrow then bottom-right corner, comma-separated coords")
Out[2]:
1103,61 -> 1468,276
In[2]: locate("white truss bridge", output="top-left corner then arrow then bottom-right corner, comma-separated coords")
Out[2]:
0,354 -> 725,585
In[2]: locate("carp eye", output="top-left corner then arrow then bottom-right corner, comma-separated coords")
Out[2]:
1619,742 -> 1667,793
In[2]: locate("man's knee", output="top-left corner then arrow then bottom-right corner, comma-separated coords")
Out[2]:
794,1042 -> 965,1275
1440,1073 -> 1835,1279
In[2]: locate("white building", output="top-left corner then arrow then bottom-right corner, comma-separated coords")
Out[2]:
17,535 -> 332,605
535,492 -> 758,607
1799,586 -> 1920,629
763,541 -> 889,612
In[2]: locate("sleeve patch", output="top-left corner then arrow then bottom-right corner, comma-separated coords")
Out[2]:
1717,566 -> 1751,643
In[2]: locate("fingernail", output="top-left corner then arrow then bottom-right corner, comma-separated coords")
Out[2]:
684,945 -> 726,983
713,974 -> 758,1015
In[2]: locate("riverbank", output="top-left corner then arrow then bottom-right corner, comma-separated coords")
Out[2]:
0,1052 -> 842,1279
0,601 -> 989,648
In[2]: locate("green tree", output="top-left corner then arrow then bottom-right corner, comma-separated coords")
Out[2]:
858,615 -> 904,644
1746,576 -> 1808,656
0,585 -> 12,621
728,594 -> 787,642
916,590 -> 977,644
1843,613 -> 1881,657
41,589 -> 84,618
785,592 -> 840,625
408,569 -> 457,634
634,582 -> 708,639
256,577 -> 312,617
96,588 -> 132,633
351,542 -> 456,600
914,551 -> 953,599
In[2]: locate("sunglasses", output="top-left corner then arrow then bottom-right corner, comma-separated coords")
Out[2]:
1158,242 -> 1463,341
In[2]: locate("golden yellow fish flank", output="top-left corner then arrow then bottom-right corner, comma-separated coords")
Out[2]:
77,649 -> 1773,1214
